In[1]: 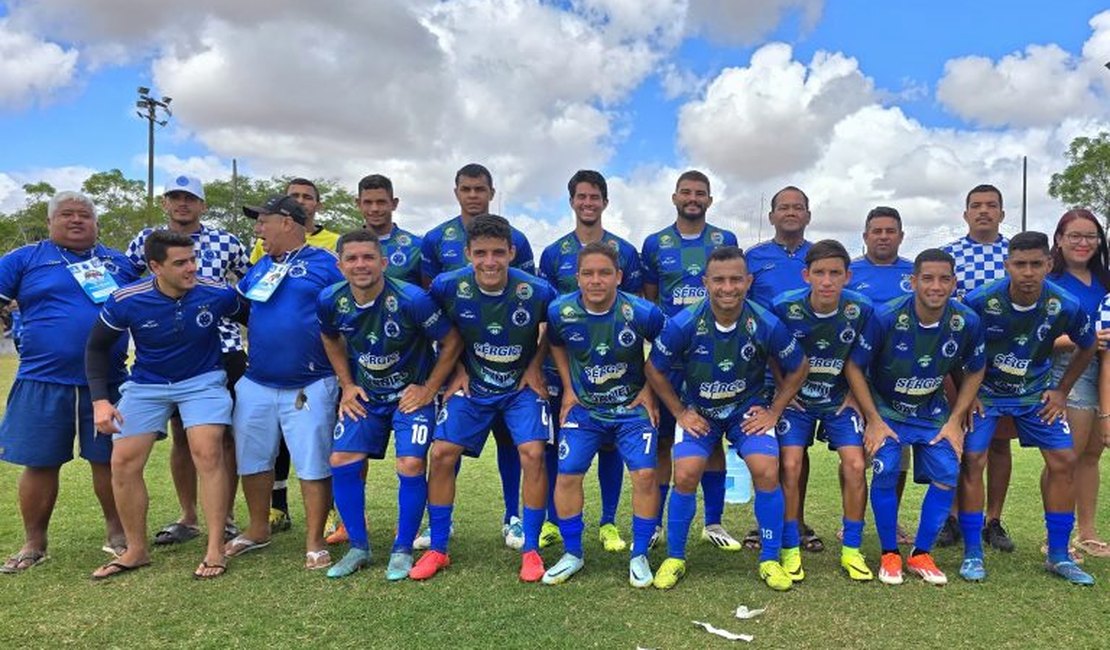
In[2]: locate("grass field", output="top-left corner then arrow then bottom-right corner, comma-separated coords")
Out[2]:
0,354 -> 1108,649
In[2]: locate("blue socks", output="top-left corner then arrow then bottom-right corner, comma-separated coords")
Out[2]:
1045,511 -> 1075,563
842,517 -> 864,550
632,515 -> 655,557
701,470 -> 726,527
496,443 -> 521,524
522,506 -> 544,553
666,490 -> 697,559
870,481 -> 899,552
782,519 -> 801,550
559,512 -> 585,558
428,503 -> 453,553
657,484 -> 670,528
545,445 -> 559,521
914,484 -> 955,553
754,487 -> 785,562
959,511 -> 985,559
332,461 -> 368,551
597,449 -> 623,526
394,473 -> 427,553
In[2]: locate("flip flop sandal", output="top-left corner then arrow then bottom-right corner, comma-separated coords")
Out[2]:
223,521 -> 241,543
153,522 -> 200,546
91,560 -> 150,581
1072,539 -> 1110,558
305,549 -> 332,570
225,535 -> 272,558
0,550 -> 47,574
800,526 -> 825,553
194,560 -> 228,580
741,528 -> 762,550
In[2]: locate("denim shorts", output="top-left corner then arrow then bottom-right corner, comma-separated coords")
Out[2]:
1050,350 -> 1099,411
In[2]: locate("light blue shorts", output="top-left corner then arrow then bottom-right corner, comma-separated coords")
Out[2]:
116,370 -> 231,440
1050,350 -> 1099,411
233,375 -> 338,480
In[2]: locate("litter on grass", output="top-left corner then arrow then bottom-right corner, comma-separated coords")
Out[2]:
692,620 -> 754,642
734,605 -> 766,620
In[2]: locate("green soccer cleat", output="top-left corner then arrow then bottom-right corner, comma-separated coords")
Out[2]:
840,548 -> 874,581
781,546 -> 805,582
652,558 -> 687,590
599,523 -> 627,552
759,560 -> 793,591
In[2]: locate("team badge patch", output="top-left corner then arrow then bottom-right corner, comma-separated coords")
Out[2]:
487,322 -> 503,335
558,439 -> 570,460
396,233 -> 411,246
787,304 -> 805,320
745,317 -> 757,335
659,233 -> 675,249
337,295 -> 352,314
436,406 -> 449,425
621,303 -> 634,321
384,319 -> 401,338
899,275 -> 912,292
941,338 -> 959,358
740,342 -> 756,361
457,281 -> 473,299
385,295 -> 399,313
1046,298 -> 1061,316
196,308 -> 214,328
843,303 -> 860,320
560,238 -> 573,254
985,297 -> 1003,315
618,325 -> 637,347
288,261 -> 307,278
895,313 -> 911,331
710,231 -> 724,245
512,307 -> 531,327
443,225 -> 459,241
390,251 -> 407,267
871,457 -> 885,475
775,418 -> 790,435
333,421 -> 345,441
515,283 -> 533,300
839,327 -> 856,344
949,314 -> 965,331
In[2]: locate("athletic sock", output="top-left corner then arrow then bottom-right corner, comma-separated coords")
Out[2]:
331,461 -> 368,551
666,490 -> 696,560
496,444 -> 521,524
1045,511 -> 1075,563
393,473 -> 427,553
869,481 -> 898,552
657,484 -> 670,528
545,445 -> 559,521
631,515 -> 655,557
958,511 -> 986,559
428,503 -> 454,554
782,519 -> 801,550
597,449 -> 623,526
914,484 -> 955,553
701,470 -> 726,527
841,517 -> 864,551
522,506 -> 545,553
755,487 -> 785,562
559,512 -> 585,558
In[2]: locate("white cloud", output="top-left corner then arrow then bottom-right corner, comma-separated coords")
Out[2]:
0,165 -> 98,213
0,19 -> 78,109
685,0 -> 823,45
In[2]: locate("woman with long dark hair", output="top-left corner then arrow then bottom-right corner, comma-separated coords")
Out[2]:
1049,208 -> 1110,558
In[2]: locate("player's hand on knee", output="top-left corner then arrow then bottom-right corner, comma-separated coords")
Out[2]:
93,399 -> 123,435
834,393 -> 858,416
559,394 -> 580,426
863,420 -> 897,457
931,419 -> 964,462
678,407 -> 709,437
1038,389 -> 1066,424
339,383 -> 369,419
741,405 -> 778,436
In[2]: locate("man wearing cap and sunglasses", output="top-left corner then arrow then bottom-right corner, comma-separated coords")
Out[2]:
225,195 -> 344,570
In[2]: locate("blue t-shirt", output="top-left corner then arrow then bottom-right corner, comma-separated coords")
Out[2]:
317,276 -> 451,403
1048,271 -> 1108,325
237,246 -> 344,388
101,278 -> 240,384
420,215 -> 535,281
547,290 -> 666,421
745,239 -> 812,310
641,223 -> 737,317
851,295 -> 985,428
965,278 -> 1095,407
0,241 -> 137,385
429,267 -> 555,397
380,224 -> 424,286
771,288 -> 873,414
539,230 -> 643,295
847,256 -> 913,305
649,298 -> 804,420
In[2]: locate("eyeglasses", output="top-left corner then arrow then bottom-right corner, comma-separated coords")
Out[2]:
1063,233 -> 1099,244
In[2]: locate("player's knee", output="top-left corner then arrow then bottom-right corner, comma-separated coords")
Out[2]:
517,443 -> 545,468
961,451 -> 988,473
396,455 -> 425,477
780,453 -> 803,483
840,454 -> 867,484
189,442 -> 222,473
628,469 -> 657,493
429,442 -> 460,468
748,461 -> 779,490
988,436 -> 1012,454
1045,449 -> 1078,476
672,465 -> 700,493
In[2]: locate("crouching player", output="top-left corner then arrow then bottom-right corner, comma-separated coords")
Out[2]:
543,242 -> 666,587
646,246 -> 808,591
845,249 -> 985,586
317,230 -> 462,580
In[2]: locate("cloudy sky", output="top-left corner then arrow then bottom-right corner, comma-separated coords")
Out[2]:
1,0 -> 1108,256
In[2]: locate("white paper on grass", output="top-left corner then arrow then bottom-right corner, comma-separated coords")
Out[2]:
734,605 -> 766,620
692,621 -> 754,642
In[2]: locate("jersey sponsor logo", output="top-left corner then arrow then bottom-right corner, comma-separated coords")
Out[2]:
443,225 -> 459,241
473,341 -> 521,363
986,325 -> 1005,336
800,380 -> 832,399
941,338 -> 959,358
390,251 -> 407,267
778,337 -> 797,359
139,319 -> 159,329
659,233 -> 676,249
457,280 -> 473,299
891,400 -> 918,416
621,304 -> 634,321
697,379 -> 746,401
584,362 -> 627,384
596,342 -> 610,355
459,309 -> 476,320
1046,298 -> 1061,316
814,338 -> 830,350
839,327 -> 856,344
566,330 -> 585,343
843,303 -> 860,320
422,311 -> 441,329
787,304 -> 805,320
718,358 -> 734,372
337,295 -> 352,314
479,367 -> 519,388
367,332 -> 379,345
894,376 -> 943,395
917,354 -> 932,367
653,338 -> 669,356
359,350 -> 400,371
288,261 -> 308,278
740,341 -> 756,361
745,317 -> 757,335
685,263 -> 702,277
895,342 -> 908,352
671,285 -> 706,305
710,231 -> 724,245
949,314 -> 965,331
618,325 -> 637,347
487,322 -> 504,335
1014,333 -> 1029,346
511,307 -> 531,327
985,297 -> 1003,315
808,357 -> 843,375
385,295 -> 399,312
994,352 -> 1030,376
895,313 -> 911,330
559,303 -> 580,322
515,283 -> 533,300
196,308 -> 214,328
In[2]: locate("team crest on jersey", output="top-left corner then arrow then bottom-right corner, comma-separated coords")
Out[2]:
436,406 -> 449,425
843,303 -> 860,320
102,259 -> 120,274
1046,298 -> 1061,316
895,342 -> 909,352
457,281 -> 473,299
560,238 -> 573,254
941,338 -> 959,358
385,295 -> 399,313
787,304 -> 805,320
745,317 -> 757,335
196,308 -> 214,328
558,439 -> 570,460
815,339 -> 830,350
384,319 -> 401,338
621,303 -> 634,322
367,331 -> 379,345
839,327 -> 856,344
985,297 -> 1003,315
443,225 -> 459,241
917,354 -> 932,368
512,307 -> 531,327
899,275 -> 912,292
199,247 -> 216,261
618,325 -> 637,348
871,457 -> 885,475
288,261 -> 308,278
710,231 -> 724,245
895,313 -> 911,331
686,263 -> 702,277
659,233 -> 676,249
1036,322 -> 1051,341
696,319 -> 709,336
1014,334 -> 1029,346
487,322 -> 503,335
596,342 -> 610,355
718,358 -> 735,372
515,283 -> 533,300
775,419 -> 790,435
740,342 -> 756,361
333,421 -> 345,440
337,295 -> 352,314
949,314 -> 965,331
390,251 -> 407,267
396,233 -> 411,246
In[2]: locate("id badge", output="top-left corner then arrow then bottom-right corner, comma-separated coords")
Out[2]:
245,263 -> 290,302
66,257 -> 119,304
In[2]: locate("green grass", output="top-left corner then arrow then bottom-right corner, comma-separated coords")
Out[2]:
0,353 -> 1108,648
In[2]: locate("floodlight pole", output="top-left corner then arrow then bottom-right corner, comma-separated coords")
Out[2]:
136,87 -> 173,207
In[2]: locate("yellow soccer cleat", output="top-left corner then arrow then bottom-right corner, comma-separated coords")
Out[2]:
759,560 -> 793,591
652,558 -> 687,590
840,548 -> 874,581
598,523 -> 627,552
780,546 -> 805,582
540,521 -> 562,549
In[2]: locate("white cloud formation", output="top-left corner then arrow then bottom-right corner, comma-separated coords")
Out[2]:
0,19 -> 78,109
0,165 -> 98,213
686,0 -> 823,45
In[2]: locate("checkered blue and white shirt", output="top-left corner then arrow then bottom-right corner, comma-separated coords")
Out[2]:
126,223 -> 250,352
942,234 -> 1009,299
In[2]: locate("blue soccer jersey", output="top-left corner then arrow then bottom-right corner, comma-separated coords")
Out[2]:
965,278 -> 1095,408
100,278 -> 240,384
1049,271 -> 1108,325
317,276 -> 451,403
420,215 -> 535,281
851,295 -> 985,428
547,291 -> 666,421
539,230 -> 643,295
237,245 -> 344,388
0,241 -> 138,385
649,298 -> 805,419
847,256 -> 913,305
745,239 -> 812,310
429,267 -> 554,397
380,224 -> 423,286
641,223 -> 737,317
771,288 -> 873,414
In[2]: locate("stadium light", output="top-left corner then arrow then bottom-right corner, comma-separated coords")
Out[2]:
135,87 -> 173,207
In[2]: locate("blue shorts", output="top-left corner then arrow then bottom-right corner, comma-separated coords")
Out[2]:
778,407 -> 863,449
871,418 -> 958,487
434,388 -> 550,456
333,403 -> 435,459
0,379 -> 118,467
557,405 -> 657,474
672,412 -> 779,461
233,375 -> 338,481
116,370 -> 232,440
966,403 -> 1072,454
1050,350 -> 1098,411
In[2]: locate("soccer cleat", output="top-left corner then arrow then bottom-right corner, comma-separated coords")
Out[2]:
878,552 -> 904,585
323,508 -> 340,539
326,547 -> 370,579
701,524 -> 743,551
983,518 -> 1015,553
648,525 -> 665,550
1045,559 -> 1095,586
652,558 -> 687,590
629,554 -> 653,588
268,508 -> 291,534
959,557 -> 987,582
599,523 -> 627,552
408,550 -> 450,580
385,552 -> 413,581
840,548 -> 874,581
542,553 -> 585,585
906,552 -> 947,585
935,516 -> 961,548
539,521 -> 562,549
503,516 -> 525,551
780,547 -> 804,582
758,560 -> 793,591
413,524 -> 454,551
520,550 -> 545,582
325,522 -> 349,545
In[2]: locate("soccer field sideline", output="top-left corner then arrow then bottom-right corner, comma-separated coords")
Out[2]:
0,354 -> 1108,649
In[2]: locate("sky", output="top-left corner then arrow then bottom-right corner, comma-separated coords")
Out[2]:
1,0 -> 1109,256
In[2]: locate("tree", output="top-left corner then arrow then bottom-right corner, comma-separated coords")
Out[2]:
1048,131 -> 1110,225
0,182 -> 55,252
202,175 -> 363,245
81,170 -> 161,251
